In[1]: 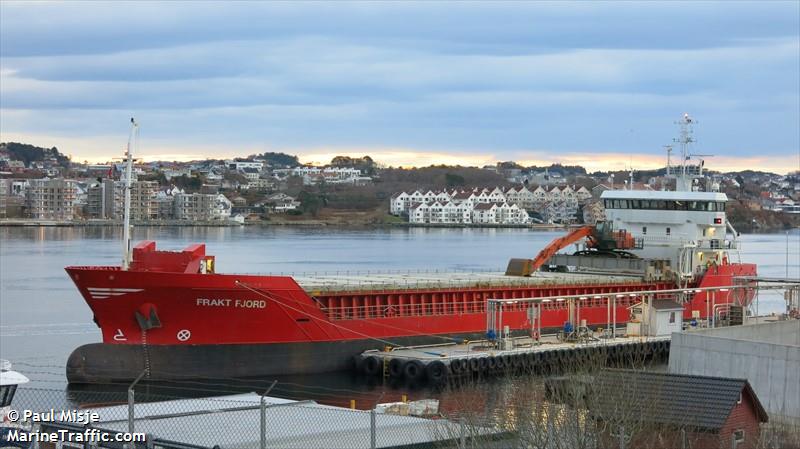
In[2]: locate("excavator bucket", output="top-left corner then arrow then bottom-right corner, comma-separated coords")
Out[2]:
506,225 -> 596,277
506,258 -> 535,277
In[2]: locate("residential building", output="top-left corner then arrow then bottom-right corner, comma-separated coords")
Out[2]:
0,179 -> 7,219
26,178 -> 77,220
582,200 -> 605,224
472,202 -> 498,224
273,166 -> 370,185
568,370 -> 768,449
262,193 -> 300,213
240,167 -> 261,182
408,202 -> 430,224
392,185 -> 579,224
390,192 -> 410,215
229,161 -> 264,172
173,193 -> 232,221
249,177 -> 275,191
86,179 -> 115,219
162,168 -> 192,180
86,180 -> 158,220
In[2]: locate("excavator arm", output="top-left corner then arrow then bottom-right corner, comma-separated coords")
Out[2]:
506,225 -> 595,276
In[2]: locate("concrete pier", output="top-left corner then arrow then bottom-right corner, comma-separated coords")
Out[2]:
356,334 -> 671,384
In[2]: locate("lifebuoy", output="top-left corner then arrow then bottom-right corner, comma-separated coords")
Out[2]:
532,330 -> 540,340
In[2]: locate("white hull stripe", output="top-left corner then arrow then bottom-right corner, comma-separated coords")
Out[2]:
86,288 -> 144,299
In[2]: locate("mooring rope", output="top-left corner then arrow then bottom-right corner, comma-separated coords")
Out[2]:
235,280 -> 400,348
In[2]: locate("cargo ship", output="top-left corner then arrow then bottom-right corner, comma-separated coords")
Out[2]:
65,115 -> 756,383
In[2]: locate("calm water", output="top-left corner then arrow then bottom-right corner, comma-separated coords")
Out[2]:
1,226 -> 798,407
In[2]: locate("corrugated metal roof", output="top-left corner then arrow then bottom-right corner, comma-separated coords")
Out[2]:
86,393 -> 489,449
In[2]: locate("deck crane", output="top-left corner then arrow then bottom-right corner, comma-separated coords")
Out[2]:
506,221 -> 641,276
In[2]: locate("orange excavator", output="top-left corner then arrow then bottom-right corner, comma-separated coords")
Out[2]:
506,221 -> 641,276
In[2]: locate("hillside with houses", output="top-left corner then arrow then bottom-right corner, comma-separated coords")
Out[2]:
0,142 -> 797,230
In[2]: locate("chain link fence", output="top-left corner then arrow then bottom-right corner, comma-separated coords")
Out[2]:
5,386 -> 498,449
4,380 -> 798,449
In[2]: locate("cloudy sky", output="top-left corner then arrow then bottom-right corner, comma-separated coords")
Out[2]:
1,1 -> 798,173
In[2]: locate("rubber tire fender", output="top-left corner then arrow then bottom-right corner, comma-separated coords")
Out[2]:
362,356 -> 381,377
404,360 -> 425,381
449,359 -> 464,375
478,357 -> 488,372
426,361 -> 448,384
388,358 -> 404,378
468,357 -> 481,373
503,354 -> 514,369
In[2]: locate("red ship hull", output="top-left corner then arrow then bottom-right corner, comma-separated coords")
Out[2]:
65,241 -> 756,383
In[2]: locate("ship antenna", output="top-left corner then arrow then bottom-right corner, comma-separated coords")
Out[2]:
672,113 -> 696,191
664,145 -> 672,177
122,118 -> 138,270
629,166 -> 635,190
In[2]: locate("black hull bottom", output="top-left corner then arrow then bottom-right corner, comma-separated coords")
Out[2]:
66,333 -> 489,384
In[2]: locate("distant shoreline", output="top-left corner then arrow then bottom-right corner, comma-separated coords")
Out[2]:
0,218 -> 795,233
0,218 -> 569,230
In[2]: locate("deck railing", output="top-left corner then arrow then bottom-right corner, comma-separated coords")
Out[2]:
321,296 -> 642,321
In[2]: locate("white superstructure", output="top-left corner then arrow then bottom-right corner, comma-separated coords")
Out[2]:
600,114 -> 739,282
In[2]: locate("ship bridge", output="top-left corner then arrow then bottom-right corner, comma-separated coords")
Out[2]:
601,189 -> 736,281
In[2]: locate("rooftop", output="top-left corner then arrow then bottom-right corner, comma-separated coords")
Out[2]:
83,393 -> 492,449
601,190 -> 728,201
550,370 -> 768,430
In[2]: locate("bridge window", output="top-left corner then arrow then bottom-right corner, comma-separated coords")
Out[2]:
604,199 -> 727,211
642,226 -> 647,234
666,227 -> 671,235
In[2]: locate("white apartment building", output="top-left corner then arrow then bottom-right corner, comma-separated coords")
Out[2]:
393,185 -> 590,224
229,161 -> 264,172
408,200 -> 527,225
